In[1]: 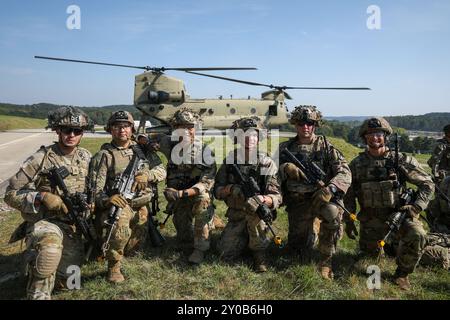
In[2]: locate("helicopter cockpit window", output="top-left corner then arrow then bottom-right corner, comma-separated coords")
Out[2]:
269,105 -> 277,116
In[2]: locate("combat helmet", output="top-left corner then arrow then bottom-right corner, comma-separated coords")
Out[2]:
47,106 -> 93,131
358,117 -> 393,137
105,110 -> 135,133
169,107 -> 202,127
289,105 -> 322,126
443,124 -> 450,134
229,116 -> 266,142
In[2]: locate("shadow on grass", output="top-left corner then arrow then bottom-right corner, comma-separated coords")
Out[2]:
0,252 -> 26,299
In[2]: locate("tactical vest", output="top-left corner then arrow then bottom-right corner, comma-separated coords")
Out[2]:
225,153 -> 269,193
353,151 -> 402,209
281,136 -> 330,194
35,144 -> 90,195
166,143 -> 208,190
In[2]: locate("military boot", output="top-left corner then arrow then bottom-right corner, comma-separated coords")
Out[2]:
107,260 -> 125,283
253,250 -> 268,273
393,269 -> 411,291
188,249 -> 205,265
319,255 -> 334,281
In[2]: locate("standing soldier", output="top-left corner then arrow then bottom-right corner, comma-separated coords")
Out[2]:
158,108 -> 216,264
277,105 -> 352,280
344,117 -> 434,290
427,124 -> 450,230
91,111 -> 166,283
215,117 -> 282,273
4,106 -> 93,300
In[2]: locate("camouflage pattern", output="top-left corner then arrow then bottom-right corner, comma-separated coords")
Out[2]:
158,134 -> 216,254
169,107 -> 202,127
4,143 -> 91,299
277,135 -> 351,265
214,151 -> 282,260
427,138 -> 450,181
428,177 -> 450,233
91,141 -> 166,263
104,110 -> 135,133
420,232 -> 450,270
289,105 -> 323,126
345,149 -> 434,274
46,106 -> 93,131
358,117 -> 393,138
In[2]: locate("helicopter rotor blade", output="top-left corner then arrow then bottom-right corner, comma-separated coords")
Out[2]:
185,71 -> 370,91
35,56 -> 150,70
35,56 -> 257,72
283,86 -> 371,90
185,71 -> 273,88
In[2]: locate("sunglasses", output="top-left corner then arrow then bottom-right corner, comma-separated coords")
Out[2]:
60,127 -> 83,136
112,123 -> 132,130
297,121 -> 315,127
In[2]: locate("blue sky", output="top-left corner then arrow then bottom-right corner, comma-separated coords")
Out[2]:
0,0 -> 449,116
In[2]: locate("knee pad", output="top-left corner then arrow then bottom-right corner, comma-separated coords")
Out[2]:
32,243 -> 63,278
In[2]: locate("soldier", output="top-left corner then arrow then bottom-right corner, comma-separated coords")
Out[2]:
276,105 -> 352,280
428,124 -> 450,183
420,232 -> 450,270
214,117 -> 282,273
344,117 -> 434,290
427,125 -> 450,230
91,110 -> 166,283
4,106 -> 93,300
158,108 -> 217,264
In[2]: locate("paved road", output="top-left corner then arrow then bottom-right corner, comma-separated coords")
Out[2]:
0,129 -> 108,195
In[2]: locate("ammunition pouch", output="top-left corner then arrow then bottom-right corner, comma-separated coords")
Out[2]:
360,180 -> 399,208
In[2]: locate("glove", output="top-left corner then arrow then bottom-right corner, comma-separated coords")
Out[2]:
132,172 -> 149,192
400,204 -> 421,219
345,221 -> 359,240
108,194 -> 128,209
284,163 -> 306,181
41,192 -> 68,214
312,186 -> 333,208
164,188 -> 181,202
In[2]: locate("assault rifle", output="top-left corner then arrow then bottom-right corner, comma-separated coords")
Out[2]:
230,164 -> 282,247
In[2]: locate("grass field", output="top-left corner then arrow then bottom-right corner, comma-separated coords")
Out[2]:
0,136 -> 448,300
0,115 -> 47,131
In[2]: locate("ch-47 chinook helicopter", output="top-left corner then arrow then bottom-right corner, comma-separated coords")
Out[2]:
35,56 -> 370,133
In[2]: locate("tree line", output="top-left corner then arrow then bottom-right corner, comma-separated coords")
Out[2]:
0,102 -> 140,125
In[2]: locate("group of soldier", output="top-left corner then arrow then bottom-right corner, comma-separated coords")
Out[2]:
3,105 -> 450,299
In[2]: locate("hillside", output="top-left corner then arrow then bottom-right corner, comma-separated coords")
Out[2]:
0,102 -> 138,125
0,114 -> 47,131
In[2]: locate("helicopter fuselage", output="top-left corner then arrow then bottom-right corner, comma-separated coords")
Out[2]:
134,71 -> 290,130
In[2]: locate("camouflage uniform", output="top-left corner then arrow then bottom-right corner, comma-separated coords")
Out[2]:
214,117 -> 282,272
92,111 -> 166,281
420,232 -> 450,270
159,108 -> 216,264
344,117 -> 434,280
427,124 -> 450,230
277,106 -> 351,278
4,106 -> 93,300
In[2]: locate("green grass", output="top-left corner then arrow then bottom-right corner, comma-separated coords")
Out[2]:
0,115 -> 47,131
1,136 -> 447,300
